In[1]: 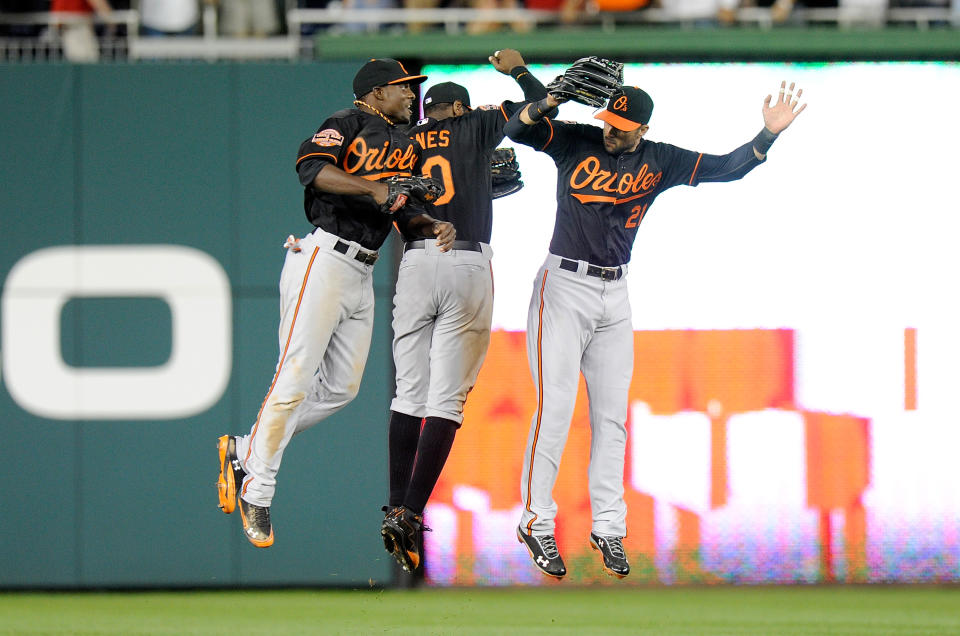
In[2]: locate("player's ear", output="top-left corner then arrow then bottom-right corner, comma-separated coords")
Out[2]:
638,124 -> 650,137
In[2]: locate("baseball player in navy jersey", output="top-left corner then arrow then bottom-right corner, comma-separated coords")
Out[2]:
215,58 -> 456,548
506,80 -> 807,578
379,49 -> 549,573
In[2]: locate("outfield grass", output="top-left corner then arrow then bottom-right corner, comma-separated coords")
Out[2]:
1,586 -> 959,635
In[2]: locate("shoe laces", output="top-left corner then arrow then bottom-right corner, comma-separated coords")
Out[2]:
384,506 -> 432,534
604,536 -> 625,559
407,511 -> 432,534
250,504 -> 270,527
538,535 -> 560,559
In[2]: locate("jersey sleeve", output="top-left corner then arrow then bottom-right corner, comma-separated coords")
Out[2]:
511,66 -> 549,102
503,111 -> 576,158
686,140 -> 764,186
655,139 -> 764,189
496,69 -> 548,130
295,115 -> 357,187
473,106 -> 510,150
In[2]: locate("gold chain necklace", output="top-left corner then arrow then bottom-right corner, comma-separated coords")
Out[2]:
353,100 -> 395,126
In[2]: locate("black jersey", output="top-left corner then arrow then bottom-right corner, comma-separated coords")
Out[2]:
505,117 -> 765,266
406,104 -> 523,244
295,108 -> 425,251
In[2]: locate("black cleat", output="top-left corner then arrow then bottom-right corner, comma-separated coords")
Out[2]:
239,498 -> 274,548
381,506 -> 429,572
217,435 -> 246,515
590,532 -> 629,578
517,527 -> 566,579
380,505 -> 401,556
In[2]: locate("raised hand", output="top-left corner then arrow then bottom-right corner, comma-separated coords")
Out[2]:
763,81 -> 807,135
489,49 -> 526,74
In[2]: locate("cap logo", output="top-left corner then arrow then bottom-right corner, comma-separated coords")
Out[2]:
613,95 -> 629,112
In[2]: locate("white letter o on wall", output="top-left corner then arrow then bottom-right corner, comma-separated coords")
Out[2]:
1,245 -> 232,420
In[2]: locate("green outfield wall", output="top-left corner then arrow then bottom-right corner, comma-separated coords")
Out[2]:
0,63 -> 404,588
312,26 -> 960,62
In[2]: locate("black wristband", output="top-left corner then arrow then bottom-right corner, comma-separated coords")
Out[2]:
509,65 -> 530,81
528,97 -> 555,122
753,127 -> 779,156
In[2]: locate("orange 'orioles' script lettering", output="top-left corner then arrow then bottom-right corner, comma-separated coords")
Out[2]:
569,156 -> 662,204
342,137 -> 417,175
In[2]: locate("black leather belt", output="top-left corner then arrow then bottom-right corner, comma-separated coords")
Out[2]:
405,240 -> 482,252
559,258 -> 623,281
333,239 -> 378,265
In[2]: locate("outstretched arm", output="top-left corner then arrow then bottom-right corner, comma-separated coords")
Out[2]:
690,80 -> 808,184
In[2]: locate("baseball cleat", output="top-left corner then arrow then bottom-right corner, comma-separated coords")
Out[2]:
590,532 -> 629,578
517,527 -> 566,579
239,498 -> 274,548
381,506 -> 428,572
380,506 -> 400,556
216,435 -> 245,514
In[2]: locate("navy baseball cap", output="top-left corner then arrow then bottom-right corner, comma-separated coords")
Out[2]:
423,82 -> 472,110
353,58 -> 427,99
594,86 -> 654,131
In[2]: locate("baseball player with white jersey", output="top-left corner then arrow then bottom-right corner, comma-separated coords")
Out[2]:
215,58 -> 456,548
379,49 -> 549,573
506,78 -> 806,578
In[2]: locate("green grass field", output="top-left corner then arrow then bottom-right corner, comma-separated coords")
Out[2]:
2,586 -> 959,635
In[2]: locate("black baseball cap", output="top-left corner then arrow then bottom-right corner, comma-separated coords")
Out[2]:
352,58 -> 427,99
594,86 -> 654,131
423,82 -> 472,110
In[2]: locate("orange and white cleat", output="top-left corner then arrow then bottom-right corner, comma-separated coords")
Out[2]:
216,435 -> 244,515
239,499 -> 274,548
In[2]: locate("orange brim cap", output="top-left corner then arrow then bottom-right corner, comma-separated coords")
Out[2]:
594,109 -> 642,132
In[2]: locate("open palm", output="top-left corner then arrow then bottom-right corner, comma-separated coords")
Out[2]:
763,81 -> 807,135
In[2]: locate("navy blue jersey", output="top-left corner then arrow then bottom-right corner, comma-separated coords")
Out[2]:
505,117 -> 765,266
295,108 -> 425,251
406,102 -> 527,243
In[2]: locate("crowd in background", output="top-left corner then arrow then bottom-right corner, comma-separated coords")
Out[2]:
0,0 -> 957,62
0,0 -> 279,37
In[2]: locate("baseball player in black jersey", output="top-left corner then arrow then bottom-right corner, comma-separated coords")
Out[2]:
379,49 -> 549,573
216,58 -> 456,548
507,80 -> 806,578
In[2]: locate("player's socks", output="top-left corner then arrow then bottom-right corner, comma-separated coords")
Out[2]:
388,410 -> 423,506
403,416 -> 458,513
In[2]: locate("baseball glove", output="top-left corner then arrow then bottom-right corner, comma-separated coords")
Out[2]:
490,147 -> 523,199
546,57 -> 624,108
381,175 -> 445,214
